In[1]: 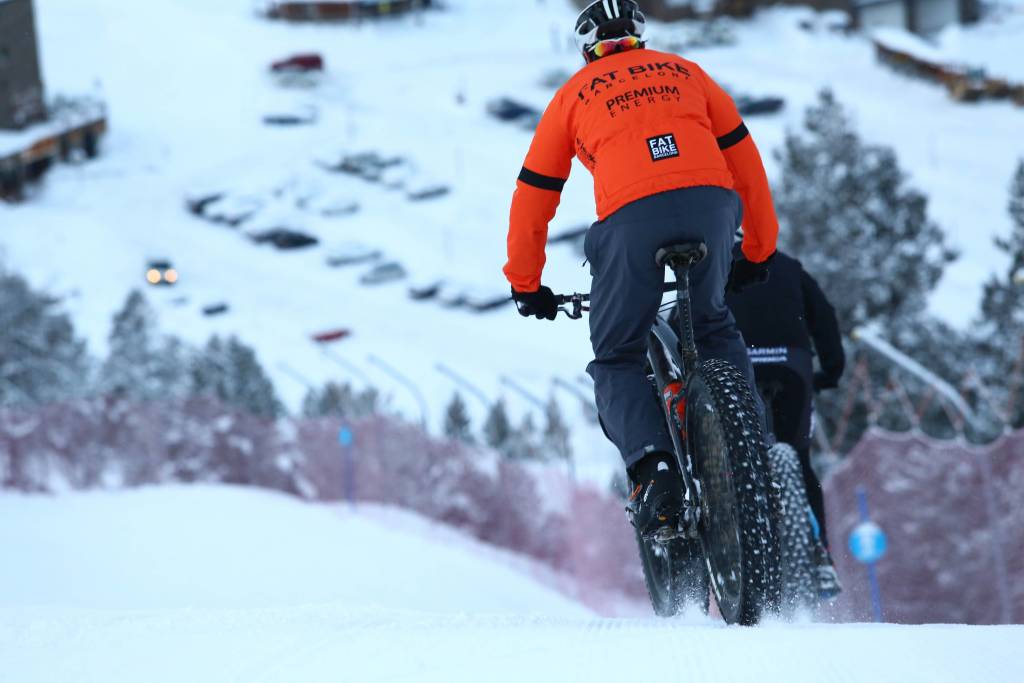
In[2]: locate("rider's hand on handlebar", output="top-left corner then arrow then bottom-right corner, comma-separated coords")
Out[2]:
813,371 -> 840,392
511,285 -> 558,321
726,252 -> 775,294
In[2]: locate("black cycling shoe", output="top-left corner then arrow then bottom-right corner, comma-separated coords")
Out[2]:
815,546 -> 843,600
626,452 -> 684,540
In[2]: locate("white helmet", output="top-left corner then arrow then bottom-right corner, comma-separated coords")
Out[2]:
574,0 -> 647,58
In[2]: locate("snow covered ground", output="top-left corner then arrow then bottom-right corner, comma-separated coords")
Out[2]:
1,486 -> 1021,682
0,0 -> 1021,487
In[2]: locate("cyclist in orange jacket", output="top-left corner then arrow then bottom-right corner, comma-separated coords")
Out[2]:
504,0 -> 779,535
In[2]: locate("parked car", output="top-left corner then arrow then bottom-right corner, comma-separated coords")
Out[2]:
486,97 -> 541,123
311,328 -> 352,344
359,261 -> 407,285
735,94 -> 785,116
436,281 -> 474,308
263,105 -> 318,126
318,151 -> 404,181
202,303 -> 230,317
271,53 -> 324,73
325,242 -> 382,267
202,193 -> 264,226
408,278 -> 444,301
145,260 -> 178,286
464,288 -> 511,313
250,228 -> 319,250
406,180 -> 451,202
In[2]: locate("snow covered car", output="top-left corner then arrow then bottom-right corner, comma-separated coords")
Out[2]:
405,176 -> 451,201
262,105 -> 318,126
408,278 -> 444,301
464,288 -> 511,313
486,97 -> 540,123
298,192 -> 360,217
145,260 -> 178,286
359,261 -> 407,285
318,151 -> 404,182
201,193 -> 264,226
249,228 -> 319,250
325,242 -> 382,267
735,95 -> 785,116
270,53 -> 324,73
436,281 -> 474,308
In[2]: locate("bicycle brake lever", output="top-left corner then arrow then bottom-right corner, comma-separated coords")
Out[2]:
557,306 -> 582,320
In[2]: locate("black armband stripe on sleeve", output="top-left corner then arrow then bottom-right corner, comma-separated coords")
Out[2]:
518,167 -> 567,192
717,122 -> 749,151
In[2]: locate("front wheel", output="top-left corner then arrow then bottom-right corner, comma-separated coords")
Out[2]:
687,358 -> 780,625
768,442 -> 820,612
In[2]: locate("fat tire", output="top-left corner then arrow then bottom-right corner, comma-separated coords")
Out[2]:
688,358 -> 780,625
636,532 -> 709,617
767,442 -> 819,612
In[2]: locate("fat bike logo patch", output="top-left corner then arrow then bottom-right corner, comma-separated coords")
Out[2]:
647,134 -> 679,162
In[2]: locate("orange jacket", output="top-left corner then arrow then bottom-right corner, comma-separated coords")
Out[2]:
504,48 -> 778,293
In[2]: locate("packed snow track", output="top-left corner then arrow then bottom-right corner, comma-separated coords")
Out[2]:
1,487 -> 1020,682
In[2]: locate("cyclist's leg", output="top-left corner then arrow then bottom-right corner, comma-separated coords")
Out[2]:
586,186 -> 760,466
760,357 -> 830,548
585,209 -> 676,469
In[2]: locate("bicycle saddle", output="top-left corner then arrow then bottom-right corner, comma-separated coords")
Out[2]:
655,242 -> 707,269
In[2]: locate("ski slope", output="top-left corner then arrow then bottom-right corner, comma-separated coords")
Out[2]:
0,0 -> 1022,484
1,486 -> 1020,683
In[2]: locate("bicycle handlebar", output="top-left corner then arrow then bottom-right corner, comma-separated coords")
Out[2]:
553,281 -> 680,320
553,292 -> 590,320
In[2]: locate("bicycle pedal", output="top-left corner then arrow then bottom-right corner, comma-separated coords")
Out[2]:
646,524 -> 684,544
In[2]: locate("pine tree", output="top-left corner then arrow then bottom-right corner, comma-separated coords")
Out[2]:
0,266 -> 90,407
976,159 -> 1024,428
100,289 -> 154,397
301,381 -> 380,419
483,398 -> 512,452
505,413 -> 542,461
774,89 -> 958,333
443,392 -> 473,443
191,335 -> 283,418
542,396 -> 572,462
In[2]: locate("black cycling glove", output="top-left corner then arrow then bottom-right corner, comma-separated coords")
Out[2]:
813,371 -> 840,392
727,252 -> 775,294
512,285 -> 558,320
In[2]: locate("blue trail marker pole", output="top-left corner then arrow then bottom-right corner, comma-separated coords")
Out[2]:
848,486 -> 887,623
338,425 -> 356,508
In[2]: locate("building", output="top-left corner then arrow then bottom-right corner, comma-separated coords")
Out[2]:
852,0 -> 979,35
0,0 -> 46,130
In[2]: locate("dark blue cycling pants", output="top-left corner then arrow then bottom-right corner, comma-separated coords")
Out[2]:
583,186 -> 760,468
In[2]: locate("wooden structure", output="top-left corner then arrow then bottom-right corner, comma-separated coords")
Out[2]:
872,37 -> 1023,105
0,0 -> 107,200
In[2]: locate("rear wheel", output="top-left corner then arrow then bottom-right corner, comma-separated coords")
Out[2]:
636,531 -> 709,617
687,359 -> 780,625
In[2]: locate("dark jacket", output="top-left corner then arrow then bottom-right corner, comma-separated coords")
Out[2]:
726,249 -> 845,386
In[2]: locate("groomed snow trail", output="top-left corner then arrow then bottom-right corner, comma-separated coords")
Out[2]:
2,487 -> 1021,682
3,607 -> 1019,683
